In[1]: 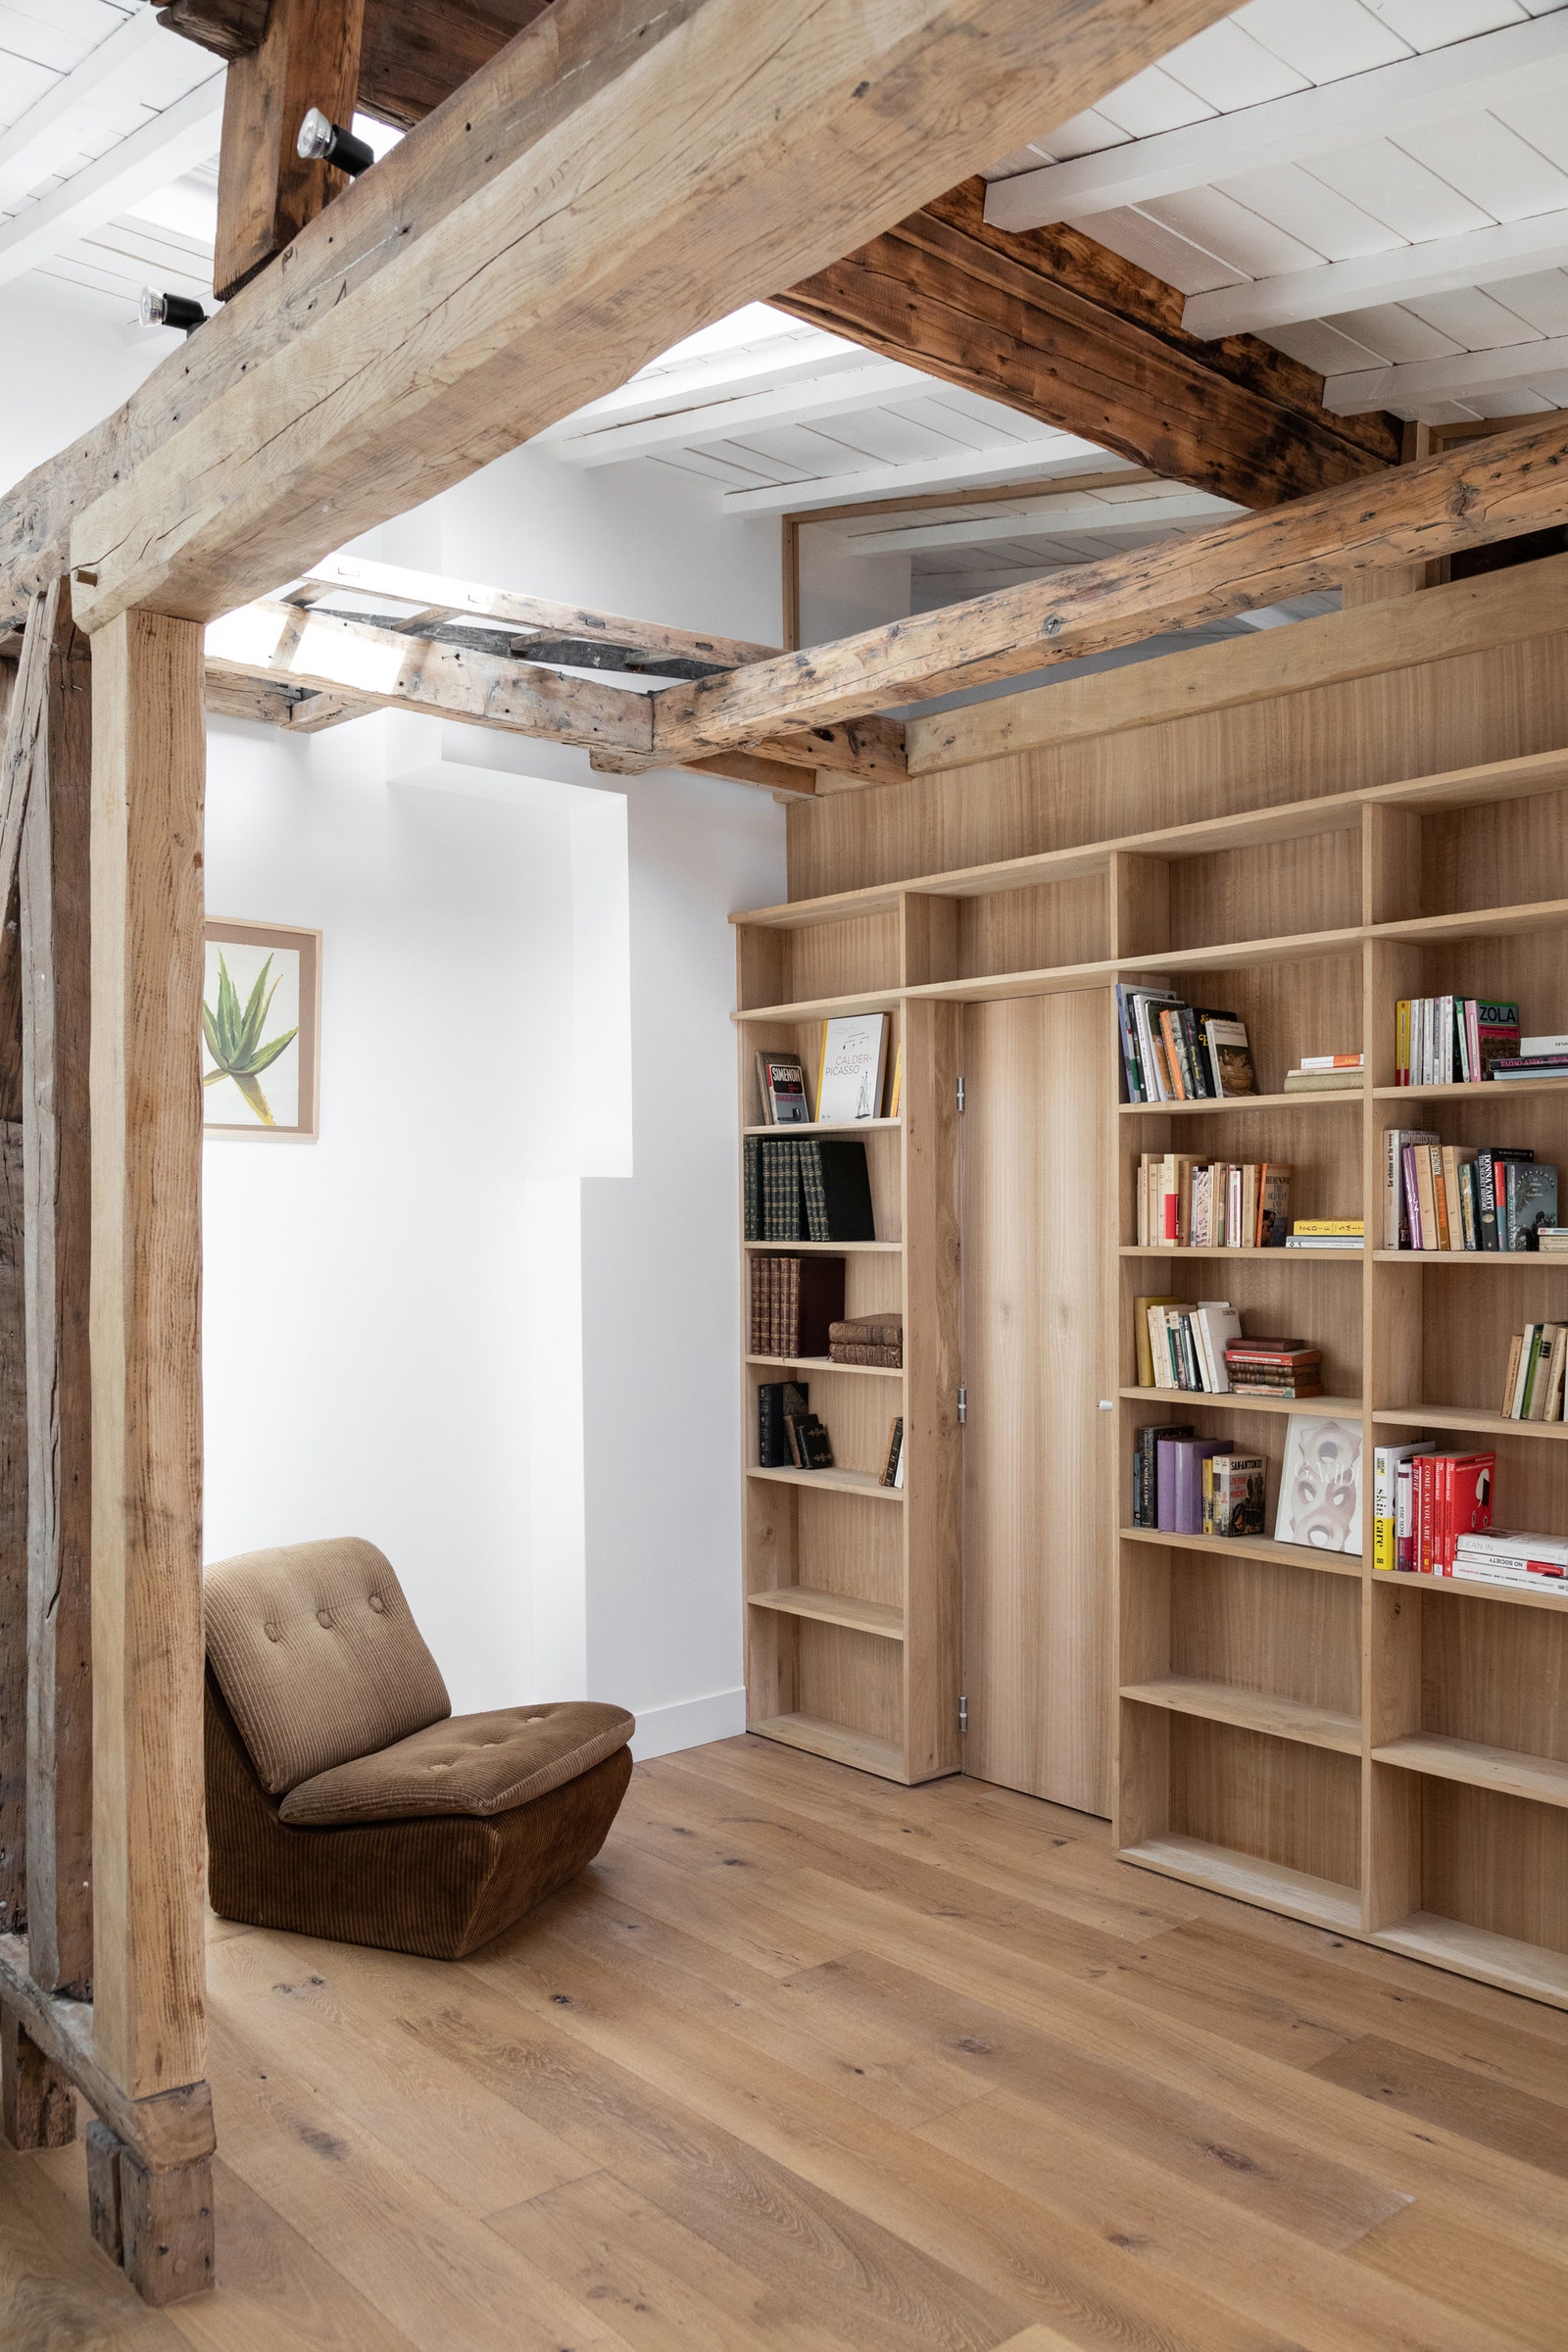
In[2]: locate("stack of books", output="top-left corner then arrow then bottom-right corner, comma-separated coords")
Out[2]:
1223,1338 -> 1324,1399
1136,1155 -> 1291,1247
1491,1031 -> 1568,1084
1116,988 -> 1255,1102
1541,1229 -> 1568,1255
1384,1132 -> 1557,1250
744,1135 -> 875,1242
829,1313 -> 902,1367
1501,1324 -> 1568,1421
1452,1529 -> 1568,1591
1135,1297 -> 1240,1392
1394,997 -> 1517,1086
1284,1054 -> 1362,1094
749,1254 -> 845,1357
758,1380 -> 834,1470
1286,1218 -> 1363,1251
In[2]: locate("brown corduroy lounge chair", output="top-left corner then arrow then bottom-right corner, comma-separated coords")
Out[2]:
203,1537 -> 634,1960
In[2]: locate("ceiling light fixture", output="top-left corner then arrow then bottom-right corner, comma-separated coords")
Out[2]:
296,108 -> 373,175
139,287 -> 208,334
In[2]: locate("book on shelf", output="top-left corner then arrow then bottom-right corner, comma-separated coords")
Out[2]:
1133,1295 -> 1184,1388
1115,986 -> 1256,1103
1395,997 -> 1519,1086
1386,1134 -> 1556,1251
830,1313 -> 903,1367
1201,1453 -> 1266,1538
1373,1441 -> 1432,1574
744,1136 -> 876,1243
1156,1434 -> 1232,1535
1224,1340 -> 1324,1399
749,1253 -> 846,1358
1287,1218 -> 1363,1252
1540,1229 -> 1568,1254
816,1012 -> 890,1123
1140,1298 -> 1241,1393
880,1416 -> 905,1488
1449,1528 -> 1568,1592
1136,1154 -> 1291,1248
1132,1422 -> 1195,1527
755,1050 -> 810,1125
758,1380 -> 809,1468
887,1041 -> 903,1119
1500,1323 -> 1568,1420
1283,1061 -> 1363,1093
1298,1054 -> 1364,1071
1388,1451 -> 1495,1572
1275,1414 -> 1363,1554
1492,1054 -> 1568,1081
785,1409 -> 835,1470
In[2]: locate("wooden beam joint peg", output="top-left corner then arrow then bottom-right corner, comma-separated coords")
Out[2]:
120,2146 -> 215,2305
84,2118 -> 123,2265
0,2005 -> 75,2148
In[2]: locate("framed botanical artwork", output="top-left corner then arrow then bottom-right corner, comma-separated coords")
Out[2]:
202,919 -> 320,1140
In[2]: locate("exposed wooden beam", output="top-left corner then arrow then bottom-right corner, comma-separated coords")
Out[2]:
214,0 -> 367,301
89,610 -> 207,2104
776,180 -> 1398,512
158,0 -> 555,131
646,408 -> 1568,753
65,0 -> 1239,633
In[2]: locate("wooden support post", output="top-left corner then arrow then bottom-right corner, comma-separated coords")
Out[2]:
1,2005 -> 74,2148
84,2119 -> 122,2263
89,611 -> 207,2106
214,0 -> 367,301
121,2142 -> 215,2306
22,587 -> 94,1996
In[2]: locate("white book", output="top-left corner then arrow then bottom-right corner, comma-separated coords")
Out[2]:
815,1013 -> 889,1122
1191,1301 -> 1240,1394
1456,1528 -> 1568,1563
1521,1035 -> 1568,1058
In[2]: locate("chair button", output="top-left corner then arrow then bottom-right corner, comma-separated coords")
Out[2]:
317,1609 -> 334,1629
368,1594 -> 386,1614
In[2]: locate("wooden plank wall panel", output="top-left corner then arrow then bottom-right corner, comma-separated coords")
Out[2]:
958,989 -> 1112,1814
787,633 -> 1568,902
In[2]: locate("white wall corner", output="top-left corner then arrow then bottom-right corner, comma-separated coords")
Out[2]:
628,1687 -> 747,1761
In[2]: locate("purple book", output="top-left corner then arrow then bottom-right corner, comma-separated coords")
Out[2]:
1156,1436 -> 1231,1535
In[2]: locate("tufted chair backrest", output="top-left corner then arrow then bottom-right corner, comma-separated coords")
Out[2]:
204,1537 -> 451,1796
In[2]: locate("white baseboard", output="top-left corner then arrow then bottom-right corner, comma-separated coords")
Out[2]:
627,1686 -> 746,1761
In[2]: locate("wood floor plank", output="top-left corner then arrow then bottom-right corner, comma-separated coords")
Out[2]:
489,2167 -> 872,2352
1348,2202 -> 1568,2352
0,2144 -> 186,2349
1310,2035 -> 1568,2180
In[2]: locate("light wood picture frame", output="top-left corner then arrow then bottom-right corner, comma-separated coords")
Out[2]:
202,917 -> 321,1141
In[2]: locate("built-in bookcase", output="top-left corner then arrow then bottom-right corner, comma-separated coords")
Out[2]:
735,743 -> 1568,2009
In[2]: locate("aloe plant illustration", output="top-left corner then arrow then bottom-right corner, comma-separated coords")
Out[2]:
202,953 -> 298,1127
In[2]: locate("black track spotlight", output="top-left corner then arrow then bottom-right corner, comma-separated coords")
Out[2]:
139,287 -> 208,334
296,107 -> 373,175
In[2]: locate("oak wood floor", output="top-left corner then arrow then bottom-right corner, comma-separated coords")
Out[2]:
5,1735 -> 1568,2352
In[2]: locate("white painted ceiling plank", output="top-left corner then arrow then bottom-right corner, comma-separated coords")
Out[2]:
718,436 -> 1123,515
542,360 -> 931,465
0,71 -> 223,288
0,4 -> 161,211
1325,327 -> 1568,409
984,13 -> 1568,228
1185,205 -> 1568,334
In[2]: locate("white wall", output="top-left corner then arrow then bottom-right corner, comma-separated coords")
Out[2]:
4,303 -> 787,1758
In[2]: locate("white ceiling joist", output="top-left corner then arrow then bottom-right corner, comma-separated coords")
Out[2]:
0,4 -> 166,215
845,485 -> 1242,554
0,73 -> 225,292
719,436 -> 1132,516
983,12 -> 1568,231
544,359 -> 934,466
1325,338 -> 1568,416
1186,209 -> 1568,341
530,333 -> 865,440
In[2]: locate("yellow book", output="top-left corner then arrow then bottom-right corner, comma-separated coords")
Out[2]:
887,1041 -> 903,1119
1134,1296 -> 1183,1388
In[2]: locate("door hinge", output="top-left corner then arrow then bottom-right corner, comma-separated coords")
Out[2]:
958,1694 -> 968,1734
956,1384 -> 967,1425
956,1075 -> 965,1112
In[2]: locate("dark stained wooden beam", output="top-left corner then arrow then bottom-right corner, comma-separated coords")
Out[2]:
213,0 -> 366,300
776,180 -> 1400,509
158,0 -> 556,130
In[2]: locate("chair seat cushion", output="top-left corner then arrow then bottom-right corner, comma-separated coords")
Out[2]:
277,1700 -> 636,1826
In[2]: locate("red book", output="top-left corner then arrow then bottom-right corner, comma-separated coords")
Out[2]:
1418,1457 -> 1435,1576
1445,1454 -> 1494,1568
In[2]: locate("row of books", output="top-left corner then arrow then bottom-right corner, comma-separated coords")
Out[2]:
1501,1325 -> 1568,1421
749,1254 -> 844,1359
1116,987 -> 1256,1103
1135,1298 -> 1326,1397
1395,997 -> 1517,1087
831,1313 -> 902,1368
1384,1131 -> 1558,1250
1131,1427 -> 1262,1535
1136,1155 -> 1291,1249
1371,1442 -> 1494,1573
758,1381 -> 834,1470
755,1014 -> 899,1126
743,1135 -> 875,1242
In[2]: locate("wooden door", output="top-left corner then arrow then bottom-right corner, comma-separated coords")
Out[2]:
959,991 -> 1115,1814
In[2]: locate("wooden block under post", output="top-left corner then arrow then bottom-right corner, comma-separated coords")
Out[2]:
85,2118 -> 122,2265
120,2144 -> 214,2305
1,2006 -> 74,2148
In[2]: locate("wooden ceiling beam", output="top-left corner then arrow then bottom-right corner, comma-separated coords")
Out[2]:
646,408 -> 1568,753
775,180 -> 1399,510
63,0 -> 1238,634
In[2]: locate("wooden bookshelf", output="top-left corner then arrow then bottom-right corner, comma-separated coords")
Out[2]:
734,737 -> 1568,2004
